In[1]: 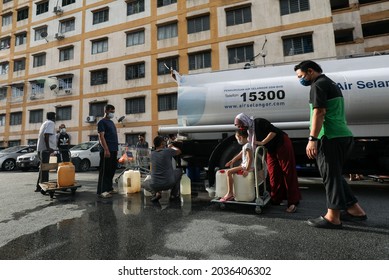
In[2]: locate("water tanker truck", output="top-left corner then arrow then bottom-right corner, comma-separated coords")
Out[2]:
159,54 -> 389,185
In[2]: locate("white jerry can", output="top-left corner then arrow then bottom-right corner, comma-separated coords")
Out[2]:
233,171 -> 255,202
215,170 -> 228,198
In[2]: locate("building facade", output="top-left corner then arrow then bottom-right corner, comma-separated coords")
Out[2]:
0,0 -> 388,148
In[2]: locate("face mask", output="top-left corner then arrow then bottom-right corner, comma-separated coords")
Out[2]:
299,76 -> 312,86
107,112 -> 115,119
60,128 -> 66,133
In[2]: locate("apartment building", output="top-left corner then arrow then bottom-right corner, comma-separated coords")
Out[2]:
0,0 -> 388,148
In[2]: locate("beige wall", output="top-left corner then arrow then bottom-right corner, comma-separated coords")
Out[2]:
0,0 -> 388,147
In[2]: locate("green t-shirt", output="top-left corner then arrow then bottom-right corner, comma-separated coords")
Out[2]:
309,74 -> 353,139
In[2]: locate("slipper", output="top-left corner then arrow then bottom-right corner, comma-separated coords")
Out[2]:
150,192 -> 162,202
307,216 -> 343,229
286,204 -> 297,213
340,211 -> 367,222
220,195 -> 234,202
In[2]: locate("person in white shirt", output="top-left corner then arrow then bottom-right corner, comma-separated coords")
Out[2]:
35,112 -> 57,192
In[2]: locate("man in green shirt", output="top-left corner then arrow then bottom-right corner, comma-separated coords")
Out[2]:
294,60 -> 367,229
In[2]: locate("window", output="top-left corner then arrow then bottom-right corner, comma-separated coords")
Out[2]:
283,34 -> 313,56
127,0 -> 145,15
359,0 -> 383,4
89,102 -> 107,117
15,32 -> 27,46
31,81 -> 44,95
125,134 -> 139,147
59,46 -> 74,61
280,0 -> 310,15
93,8 -> 109,25
8,140 -> 21,147
157,0 -> 177,7
58,76 -> 73,89
56,106 -> 72,121
14,59 -> 26,71
330,0 -> 349,10
17,7 -> 29,21
226,5 -> 252,27
34,26 -> 48,41
3,0 -> 13,4
60,18 -> 75,33
157,56 -> 179,75
2,13 -> 12,27
227,44 -> 254,64
187,14 -> 210,34
362,20 -> 389,38
0,62 -> 9,75
33,53 -> 46,67
126,62 -> 145,80
334,29 -> 354,44
91,38 -> 108,54
158,93 -> 177,111
188,51 -> 211,70
0,87 -> 7,100
10,112 -> 22,126
62,0 -> 76,6
90,69 -> 108,85
12,85 -> 24,98
157,22 -> 177,40
126,97 -> 145,114
27,139 -> 38,146
29,109 -> 43,124
0,36 -> 10,49
126,29 -> 145,46
0,114 -> 5,126
36,1 -> 49,15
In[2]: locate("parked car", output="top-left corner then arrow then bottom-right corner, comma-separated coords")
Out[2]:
70,141 -> 126,172
70,141 -> 101,172
0,146 -> 36,171
16,151 -> 40,171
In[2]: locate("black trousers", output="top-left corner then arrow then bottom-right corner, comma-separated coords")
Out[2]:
97,151 -> 117,195
316,136 -> 358,210
36,150 -> 50,189
57,149 -> 70,162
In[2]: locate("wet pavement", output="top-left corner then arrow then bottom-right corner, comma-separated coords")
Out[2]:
0,170 -> 388,260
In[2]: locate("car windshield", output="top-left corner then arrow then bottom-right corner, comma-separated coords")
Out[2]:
70,142 -> 97,151
0,146 -> 28,153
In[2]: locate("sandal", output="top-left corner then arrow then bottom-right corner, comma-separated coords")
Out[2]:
151,192 -> 162,202
286,204 -> 297,213
220,195 -> 234,202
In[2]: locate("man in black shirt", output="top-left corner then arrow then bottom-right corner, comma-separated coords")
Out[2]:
57,124 -> 71,162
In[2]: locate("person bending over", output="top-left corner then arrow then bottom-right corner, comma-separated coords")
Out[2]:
142,136 -> 182,202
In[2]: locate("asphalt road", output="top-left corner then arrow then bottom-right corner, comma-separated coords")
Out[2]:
0,169 -> 388,260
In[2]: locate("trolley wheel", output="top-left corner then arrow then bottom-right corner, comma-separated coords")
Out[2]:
49,192 -> 55,199
255,206 -> 262,214
219,203 -> 226,210
379,179 -> 384,183
71,188 -> 77,195
40,189 -> 47,195
373,178 -> 378,182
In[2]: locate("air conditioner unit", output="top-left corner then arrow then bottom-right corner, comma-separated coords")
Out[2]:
30,94 -> 36,100
85,116 -> 96,123
64,89 -> 72,95
55,33 -> 65,40
53,6 -> 63,15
